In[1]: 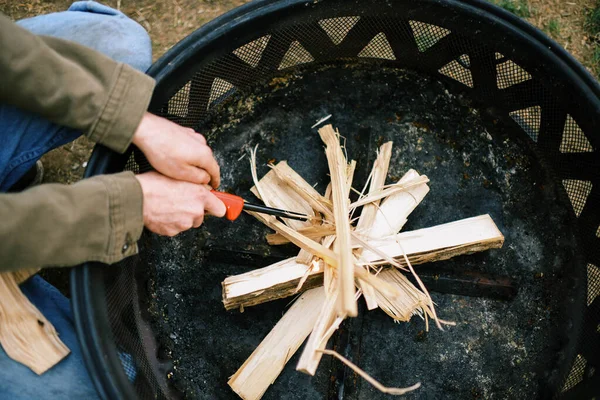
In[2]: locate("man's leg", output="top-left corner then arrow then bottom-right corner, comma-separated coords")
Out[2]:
0,0 -> 152,191
0,2 -> 152,398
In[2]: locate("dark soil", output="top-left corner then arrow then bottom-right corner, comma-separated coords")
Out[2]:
145,65 -> 585,399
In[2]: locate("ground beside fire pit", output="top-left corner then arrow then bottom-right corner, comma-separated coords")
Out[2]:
144,65 -> 584,399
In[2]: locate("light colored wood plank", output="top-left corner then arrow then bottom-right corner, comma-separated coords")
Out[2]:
270,161 -> 333,219
354,142 -> 393,310
369,169 -> 429,239
228,288 -> 324,400
361,214 -> 504,263
318,124 -> 356,317
250,167 -> 314,231
350,175 -> 429,209
296,288 -> 340,375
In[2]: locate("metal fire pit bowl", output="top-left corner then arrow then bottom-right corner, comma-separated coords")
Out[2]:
71,1 -> 600,399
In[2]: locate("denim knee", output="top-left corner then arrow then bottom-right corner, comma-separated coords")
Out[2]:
17,1 -> 152,72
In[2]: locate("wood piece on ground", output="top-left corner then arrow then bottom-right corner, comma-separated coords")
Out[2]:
250,165 -> 315,232
318,124 -> 356,317
354,142 -> 393,310
13,268 -> 41,285
270,161 -> 333,219
223,215 -> 504,310
369,169 -> 430,239
0,272 -> 69,374
228,288 -> 324,400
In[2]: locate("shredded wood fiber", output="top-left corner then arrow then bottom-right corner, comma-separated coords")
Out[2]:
224,125 -> 504,399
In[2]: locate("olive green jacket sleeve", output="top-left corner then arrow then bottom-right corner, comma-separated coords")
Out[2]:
0,13 -> 155,152
0,15 -> 155,271
0,172 -> 144,271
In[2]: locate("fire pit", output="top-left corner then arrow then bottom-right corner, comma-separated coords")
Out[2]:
71,0 -> 599,398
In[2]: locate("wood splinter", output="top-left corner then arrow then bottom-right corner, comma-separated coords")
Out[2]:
0,272 -> 69,375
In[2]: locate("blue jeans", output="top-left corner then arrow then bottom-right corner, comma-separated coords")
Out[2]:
0,2 -> 152,398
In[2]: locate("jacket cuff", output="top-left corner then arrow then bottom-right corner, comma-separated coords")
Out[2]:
87,64 -> 155,153
98,171 -> 144,262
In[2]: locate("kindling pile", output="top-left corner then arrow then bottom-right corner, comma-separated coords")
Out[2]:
223,125 -> 504,399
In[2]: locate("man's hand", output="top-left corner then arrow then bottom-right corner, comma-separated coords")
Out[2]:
132,112 -> 221,188
136,172 -> 226,236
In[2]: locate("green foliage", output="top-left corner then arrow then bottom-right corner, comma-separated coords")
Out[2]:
492,0 -> 531,18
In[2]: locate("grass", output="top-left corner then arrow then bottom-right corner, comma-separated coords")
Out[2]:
586,1 -> 600,78
546,19 -> 561,38
586,1 -> 600,36
492,0 -> 532,18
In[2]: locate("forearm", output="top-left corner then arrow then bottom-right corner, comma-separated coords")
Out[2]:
0,13 -> 155,153
0,172 -> 144,271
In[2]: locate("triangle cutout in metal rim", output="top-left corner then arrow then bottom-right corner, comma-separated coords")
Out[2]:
509,105 -> 542,142
208,77 -> 235,109
318,16 -> 360,45
439,55 -> 474,88
233,35 -> 271,68
278,41 -> 314,70
409,20 -> 451,52
358,32 -> 396,60
562,179 -> 593,217
560,114 -> 593,153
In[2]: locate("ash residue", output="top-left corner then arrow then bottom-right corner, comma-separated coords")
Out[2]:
146,65 -> 584,399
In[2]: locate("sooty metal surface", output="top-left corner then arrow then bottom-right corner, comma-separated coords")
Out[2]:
144,66 -> 584,399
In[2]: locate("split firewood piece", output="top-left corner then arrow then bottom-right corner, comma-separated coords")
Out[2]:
360,214 -> 504,265
222,215 -> 503,310
296,285 -> 341,375
266,161 -> 331,265
228,288 -> 325,400
354,142 -> 393,309
0,272 -> 69,374
13,268 -> 41,285
270,161 -> 334,220
252,160 -> 330,265
318,124 -> 356,317
350,174 -> 430,210
250,165 -> 315,232
355,142 -> 393,236
223,258 -> 323,309
369,169 -> 430,239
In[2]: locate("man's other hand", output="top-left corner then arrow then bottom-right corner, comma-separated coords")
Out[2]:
132,112 -> 221,188
135,172 -> 226,236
